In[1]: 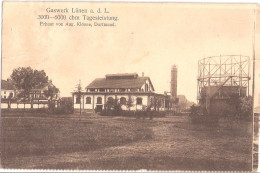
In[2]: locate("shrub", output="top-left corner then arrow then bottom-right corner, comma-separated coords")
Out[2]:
219,95 -> 253,121
100,109 -> 114,116
53,100 -> 74,114
239,96 -> 253,120
189,96 -> 253,125
101,98 -> 123,116
189,105 -> 219,125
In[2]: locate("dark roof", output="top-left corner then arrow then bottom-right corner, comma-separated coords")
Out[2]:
86,76 -> 154,90
34,83 -> 49,89
31,82 -> 59,93
1,80 -> 15,90
106,73 -> 138,79
31,83 -> 49,91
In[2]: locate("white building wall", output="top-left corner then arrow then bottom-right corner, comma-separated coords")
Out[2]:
142,96 -> 148,106
1,103 -> 8,108
73,92 -> 164,111
128,95 -> 149,110
32,104 -> 38,108
121,105 -> 127,110
25,104 -> 31,108
93,94 -> 105,109
74,94 -> 107,110
39,104 -> 44,108
11,103 -> 17,109
1,90 -> 15,99
140,79 -> 154,92
73,94 -> 84,109
84,95 -> 93,109
117,95 -> 130,110
18,103 -> 24,109
73,95 -> 77,104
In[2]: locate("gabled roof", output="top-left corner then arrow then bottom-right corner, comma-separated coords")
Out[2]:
61,97 -> 73,102
106,73 -> 138,79
86,76 -> 154,91
33,83 -> 49,90
1,80 -> 16,90
31,82 -> 59,93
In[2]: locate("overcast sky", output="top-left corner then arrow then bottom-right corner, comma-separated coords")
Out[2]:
2,2 -> 257,102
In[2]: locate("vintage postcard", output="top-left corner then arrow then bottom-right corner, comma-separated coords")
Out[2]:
1,1 -> 259,171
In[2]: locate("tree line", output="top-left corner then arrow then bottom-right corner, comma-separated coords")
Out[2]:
5,67 -> 59,104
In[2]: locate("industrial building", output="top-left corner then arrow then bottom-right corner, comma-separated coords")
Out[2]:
168,65 -> 180,111
73,73 -> 170,113
171,65 -> 177,99
197,55 -> 251,115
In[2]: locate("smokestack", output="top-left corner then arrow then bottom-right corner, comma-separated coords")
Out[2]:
142,72 -> 144,77
171,65 -> 177,98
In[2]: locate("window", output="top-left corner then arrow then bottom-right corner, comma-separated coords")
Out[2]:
4,91 -> 6,94
130,88 -> 137,92
4,96 -> 6,99
119,88 -> 126,92
120,97 -> 126,105
145,84 -> 149,92
158,99 -> 162,107
89,89 -> 95,92
136,97 -> 142,105
107,97 -> 114,104
76,96 -> 81,104
99,89 -> 105,92
86,97 -> 91,104
97,97 -> 102,104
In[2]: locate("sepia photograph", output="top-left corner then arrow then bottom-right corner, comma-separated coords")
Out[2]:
1,2 -> 259,171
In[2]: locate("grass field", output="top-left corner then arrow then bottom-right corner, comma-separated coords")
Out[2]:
1,113 -> 252,171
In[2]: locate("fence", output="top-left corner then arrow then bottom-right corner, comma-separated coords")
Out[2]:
1,99 -> 73,115
1,102 -> 49,109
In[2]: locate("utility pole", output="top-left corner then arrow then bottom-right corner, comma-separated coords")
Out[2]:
75,80 -> 83,120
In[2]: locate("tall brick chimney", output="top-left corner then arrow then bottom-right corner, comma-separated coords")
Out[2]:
171,65 -> 177,98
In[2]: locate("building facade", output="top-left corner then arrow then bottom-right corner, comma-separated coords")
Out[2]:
1,79 -> 16,100
73,73 -> 169,112
29,81 -> 60,101
1,79 -> 60,109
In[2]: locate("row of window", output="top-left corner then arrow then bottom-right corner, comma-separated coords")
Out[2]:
76,96 -> 143,105
87,84 -> 150,93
